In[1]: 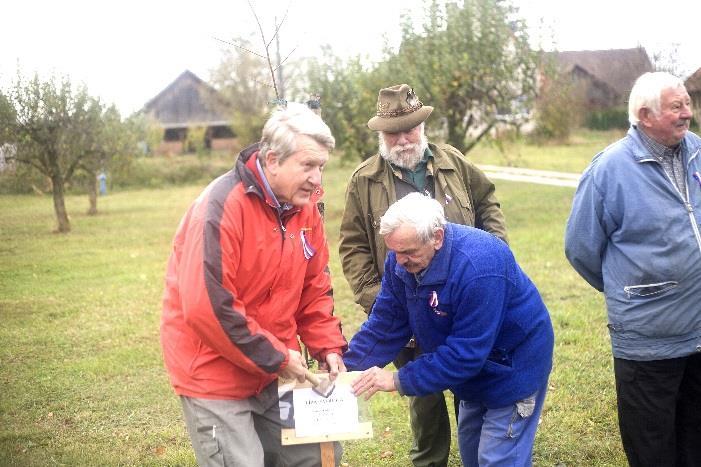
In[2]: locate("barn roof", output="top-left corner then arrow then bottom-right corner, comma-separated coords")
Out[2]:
685,67 -> 701,93
143,70 -> 231,129
552,48 -> 653,98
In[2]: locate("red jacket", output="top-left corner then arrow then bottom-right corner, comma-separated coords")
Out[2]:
160,144 -> 347,399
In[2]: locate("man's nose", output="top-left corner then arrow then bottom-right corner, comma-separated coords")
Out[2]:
309,166 -> 323,185
396,132 -> 410,145
681,103 -> 693,119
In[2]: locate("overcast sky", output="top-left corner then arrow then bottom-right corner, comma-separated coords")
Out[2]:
1,0 -> 699,116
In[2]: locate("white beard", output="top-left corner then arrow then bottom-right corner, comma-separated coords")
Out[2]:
379,132 -> 429,170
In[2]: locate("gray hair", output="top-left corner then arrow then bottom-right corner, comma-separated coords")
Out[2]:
628,72 -> 686,126
258,103 -> 335,164
379,192 -> 447,243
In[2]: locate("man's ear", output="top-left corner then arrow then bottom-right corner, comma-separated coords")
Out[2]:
638,107 -> 654,128
263,150 -> 279,174
432,228 -> 445,250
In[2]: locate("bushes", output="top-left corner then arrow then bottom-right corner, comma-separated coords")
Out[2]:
111,154 -> 234,190
0,163 -> 51,195
585,108 -> 629,131
0,154 -> 235,194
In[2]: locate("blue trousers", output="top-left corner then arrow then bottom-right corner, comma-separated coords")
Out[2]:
457,384 -> 547,467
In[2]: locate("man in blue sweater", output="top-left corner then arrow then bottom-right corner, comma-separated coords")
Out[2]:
344,193 -> 553,466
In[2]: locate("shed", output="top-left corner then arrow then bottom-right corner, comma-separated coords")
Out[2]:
143,70 -> 237,155
685,68 -> 701,127
551,48 -> 653,109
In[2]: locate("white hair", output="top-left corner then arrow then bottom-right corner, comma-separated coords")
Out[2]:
378,123 -> 428,170
379,192 -> 447,243
258,103 -> 335,164
628,72 -> 686,126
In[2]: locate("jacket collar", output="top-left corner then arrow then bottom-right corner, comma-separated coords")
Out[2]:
627,126 -> 701,164
395,223 -> 454,288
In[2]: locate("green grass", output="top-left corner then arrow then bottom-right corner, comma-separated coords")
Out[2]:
469,129 -> 627,173
1,132 -> 626,466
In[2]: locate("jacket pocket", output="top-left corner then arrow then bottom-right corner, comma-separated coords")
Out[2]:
623,281 -> 678,298
483,358 -> 515,375
196,425 -> 223,461
444,188 -> 475,225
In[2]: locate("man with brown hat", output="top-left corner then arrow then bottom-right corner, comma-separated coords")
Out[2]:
339,84 -> 508,466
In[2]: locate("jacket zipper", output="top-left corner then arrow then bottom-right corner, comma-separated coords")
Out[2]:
643,149 -> 701,255
685,149 -> 701,254
276,213 -> 286,243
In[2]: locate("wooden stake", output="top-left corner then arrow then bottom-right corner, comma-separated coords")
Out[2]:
320,441 -> 335,467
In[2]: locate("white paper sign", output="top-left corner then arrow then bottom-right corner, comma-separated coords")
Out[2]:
292,384 -> 359,438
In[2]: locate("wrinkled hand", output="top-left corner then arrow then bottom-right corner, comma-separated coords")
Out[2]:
351,366 -> 396,400
323,353 -> 346,382
279,349 -> 308,383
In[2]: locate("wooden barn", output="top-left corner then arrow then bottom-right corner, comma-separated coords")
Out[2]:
550,47 -> 653,110
685,68 -> 701,126
143,70 -> 237,155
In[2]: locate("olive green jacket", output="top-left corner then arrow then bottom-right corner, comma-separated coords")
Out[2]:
339,142 -> 508,312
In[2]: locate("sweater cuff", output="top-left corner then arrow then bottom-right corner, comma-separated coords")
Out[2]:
393,371 -> 405,395
316,348 -> 344,363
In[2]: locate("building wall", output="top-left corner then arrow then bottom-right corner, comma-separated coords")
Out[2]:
210,138 -> 239,153
155,141 -> 184,156
691,91 -> 701,128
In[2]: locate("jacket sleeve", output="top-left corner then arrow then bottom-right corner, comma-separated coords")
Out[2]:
344,257 -> 413,370
295,207 -> 348,361
564,165 -> 609,292
178,197 -> 290,377
339,174 -> 381,312
464,159 -> 509,244
397,272 -> 508,397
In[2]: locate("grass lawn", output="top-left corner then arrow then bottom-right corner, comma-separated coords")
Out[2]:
1,132 -> 626,466
468,128 -> 627,173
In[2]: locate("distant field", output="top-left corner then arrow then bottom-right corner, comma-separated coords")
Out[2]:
468,128 -> 627,173
0,132 -> 627,466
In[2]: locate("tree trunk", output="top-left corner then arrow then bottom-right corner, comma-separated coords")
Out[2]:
87,172 -> 98,216
447,121 -> 466,154
51,173 -> 71,233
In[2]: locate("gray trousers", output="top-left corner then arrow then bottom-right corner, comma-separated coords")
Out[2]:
180,382 -> 342,467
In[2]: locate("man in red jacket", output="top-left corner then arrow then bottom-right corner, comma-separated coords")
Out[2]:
161,103 -> 347,466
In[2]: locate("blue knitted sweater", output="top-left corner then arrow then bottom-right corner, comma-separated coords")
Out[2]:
344,223 -> 554,408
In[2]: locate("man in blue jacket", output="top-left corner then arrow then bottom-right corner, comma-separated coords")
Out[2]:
565,72 -> 701,467
344,193 -> 553,466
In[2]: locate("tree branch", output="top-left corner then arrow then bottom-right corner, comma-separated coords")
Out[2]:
267,7 -> 290,48
463,119 -> 497,154
272,46 -> 297,72
247,0 -> 280,100
213,37 -> 266,59
14,156 -> 48,175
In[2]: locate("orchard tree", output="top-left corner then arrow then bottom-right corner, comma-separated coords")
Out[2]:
0,73 -> 131,232
305,0 -> 538,159
305,47 -> 392,162
386,0 -> 539,153
75,103 -> 135,215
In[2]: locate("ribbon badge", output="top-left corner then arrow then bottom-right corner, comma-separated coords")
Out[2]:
429,291 -> 447,316
300,229 -> 316,260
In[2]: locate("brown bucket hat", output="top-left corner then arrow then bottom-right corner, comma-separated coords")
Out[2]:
367,84 -> 433,133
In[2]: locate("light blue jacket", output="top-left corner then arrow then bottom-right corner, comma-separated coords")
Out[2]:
565,127 -> 701,360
